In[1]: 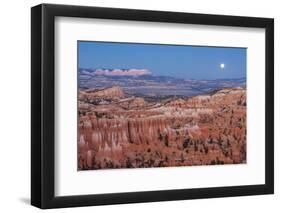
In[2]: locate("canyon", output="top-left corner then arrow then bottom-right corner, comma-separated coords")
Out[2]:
78,85 -> 246,170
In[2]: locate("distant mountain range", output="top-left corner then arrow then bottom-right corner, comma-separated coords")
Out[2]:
79,68 -> 246,97
80,68 -> 151,76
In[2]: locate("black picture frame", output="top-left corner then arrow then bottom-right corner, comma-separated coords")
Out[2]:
31,3 -> 274,209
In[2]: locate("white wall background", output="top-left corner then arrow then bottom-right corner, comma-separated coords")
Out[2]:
0,0 -> 279,212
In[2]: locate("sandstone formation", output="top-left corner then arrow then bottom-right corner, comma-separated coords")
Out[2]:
78,86 -> 246,170
79,86 -> 125,100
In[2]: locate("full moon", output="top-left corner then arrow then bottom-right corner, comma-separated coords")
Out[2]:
220,63 -> 225,69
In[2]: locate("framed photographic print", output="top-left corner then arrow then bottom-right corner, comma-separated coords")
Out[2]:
31,3 -> 274,209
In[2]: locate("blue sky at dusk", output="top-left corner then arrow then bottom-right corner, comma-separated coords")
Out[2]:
78,41 -> 246,80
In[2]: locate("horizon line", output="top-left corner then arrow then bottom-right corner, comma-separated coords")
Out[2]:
78,67 -> 246,81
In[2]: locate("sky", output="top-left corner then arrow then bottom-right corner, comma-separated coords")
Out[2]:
78,41 -> 246,80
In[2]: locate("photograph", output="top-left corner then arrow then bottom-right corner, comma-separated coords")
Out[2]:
30,3 -> 274,209
77,41 -> 247,170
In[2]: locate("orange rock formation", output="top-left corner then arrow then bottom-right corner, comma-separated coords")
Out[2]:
78,87 -> 246,170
